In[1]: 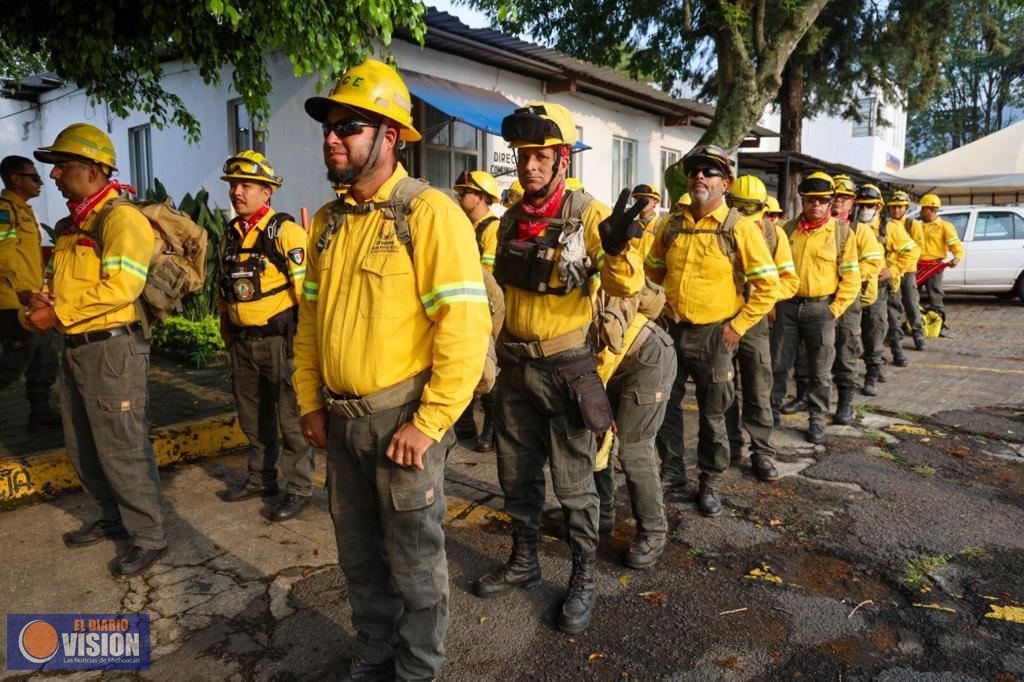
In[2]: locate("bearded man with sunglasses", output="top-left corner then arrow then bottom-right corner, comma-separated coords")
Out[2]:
216,150 -> 315,520
645,147 -> 780,517
294,60 -> 491,682
473,101 -> 646,635
0,155 -> 60,431
771,172 -> 861,444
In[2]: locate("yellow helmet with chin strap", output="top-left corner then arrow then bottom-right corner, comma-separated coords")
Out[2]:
888,190 -> 911,206
221,150 -> 283,188
765,196 -> 783,214
502,180 -> 524,207
631,183 -> 660,201
798,171 -> 835,197
34,123 -> 118,173
920,194 -> 942,208
453,169 -> 500,203
501,102 -> 577,149
855,184 -> 883,205
833,174 -> 857,197
304,59 -> 421,142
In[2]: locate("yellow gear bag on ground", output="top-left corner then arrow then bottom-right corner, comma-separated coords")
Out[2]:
906,306 -> 944,338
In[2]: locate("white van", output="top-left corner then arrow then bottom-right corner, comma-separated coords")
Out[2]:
928,205 -> 1024,302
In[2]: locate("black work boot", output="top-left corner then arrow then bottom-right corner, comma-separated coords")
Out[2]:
474,414 -> 495,452
112,545 -> 166,578
625,534 -> 666,570
833,388 -> 855,425
63,519 -> 129,547
913,334 -> 927,351
558,552 -> 597,634
269,493 -> 311,521
863,366 -> 879,396
474,529 -> 541,598
729,443 -> 745,466
454,405 -> 477,441
660,463 -> 689,502
28,402 -> 61,432
222,479 -> 279,502
891,344 -> 909,367
780,383 -> 810,415
807,418 -> 827,445
697,481 -> 722,517
750,455 -> 780,482
343,657 -> 396,682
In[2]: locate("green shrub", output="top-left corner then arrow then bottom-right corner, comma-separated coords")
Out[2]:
152,315 -> 224,368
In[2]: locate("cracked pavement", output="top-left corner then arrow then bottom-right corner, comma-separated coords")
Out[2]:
1,297 -> 1023,680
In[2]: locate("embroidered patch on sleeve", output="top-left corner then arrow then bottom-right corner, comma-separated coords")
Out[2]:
288,248 -> 305,265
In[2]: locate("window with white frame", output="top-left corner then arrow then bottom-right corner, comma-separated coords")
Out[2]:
128,125 -> 154,196
568,126 -> 584,180
659,148 -> 681,208
612,136 -> 636,195
852,97 -> 878,138
414,100 -> 481,188
228,99 -> 266,155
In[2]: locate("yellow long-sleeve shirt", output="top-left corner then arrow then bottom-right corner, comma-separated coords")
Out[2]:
919,218 -> 965,261
292,165 -> 491,441
49,189 -> 153,334
851,221 -> 884,306
502,194 -> 644,342
765,221 -> 800,302
875,219 -> 920,282
636,212 -> 659,259
645,202 -> 780,336
787,217 -> 861,319
474,212 -> 499,272
217,207 -> 306,328
0,189 -> 43,310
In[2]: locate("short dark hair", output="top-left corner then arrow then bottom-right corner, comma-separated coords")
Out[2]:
1,155 -> 34,188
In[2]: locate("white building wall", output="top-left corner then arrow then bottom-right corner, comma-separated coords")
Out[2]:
6,40 -> 707,230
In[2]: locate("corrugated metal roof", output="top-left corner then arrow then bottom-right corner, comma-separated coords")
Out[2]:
400,9 -> 777,139
0,73 -> 63,102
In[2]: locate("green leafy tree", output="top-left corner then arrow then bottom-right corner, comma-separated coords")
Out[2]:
0,0 -> 427,142
906,0 -> 1024,162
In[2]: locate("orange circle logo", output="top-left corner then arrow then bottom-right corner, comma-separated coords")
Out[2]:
19,620 -> 59,664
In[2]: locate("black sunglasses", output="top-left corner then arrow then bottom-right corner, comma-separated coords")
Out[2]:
322,120 -> 377,139
686,166 -> 725,179
14,172 -> 42,182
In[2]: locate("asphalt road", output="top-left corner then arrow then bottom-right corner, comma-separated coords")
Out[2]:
1,296 -> 1022,681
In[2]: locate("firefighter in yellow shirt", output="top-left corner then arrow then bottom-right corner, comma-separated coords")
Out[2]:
454,169 -> 501,273
293,60 -> 490,681
453,169 -> 502,451
886,191 -> 925,353
645,147 -> 781,517
917,193 -> 964,325
723,175 -> 798,483
28,123 -> 166,577
216,151 -> 314,520
0,155 -> 59,431
473,102 -> 645,635
770,172 -> 861,445
631,183 -> 661,256
501,179 -> 523,208
831,182 -> 883,425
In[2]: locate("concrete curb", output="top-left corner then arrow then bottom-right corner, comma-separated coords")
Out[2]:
0,413 -> 246,509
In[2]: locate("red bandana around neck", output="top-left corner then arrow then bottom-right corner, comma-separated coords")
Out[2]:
517,177 -> 566,240
797,214 -> 831,234
67,180 -> 136,227
236,204 -> 271,235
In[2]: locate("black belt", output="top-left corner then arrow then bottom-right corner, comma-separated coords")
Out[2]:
64,322 -> 142,349
235,308 -> 296,339
789,295 -> 833,305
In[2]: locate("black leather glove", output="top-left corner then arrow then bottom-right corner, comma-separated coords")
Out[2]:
598,189 -> 649,256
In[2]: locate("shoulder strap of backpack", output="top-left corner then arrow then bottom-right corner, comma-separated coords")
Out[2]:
717,208 -> 745,294
258,211 -> 296,281
92,196 -> 153,337
782,217 -> 800,238
388,176 -> 432,259
661,209 -> 686,250
835,218 -> 851,273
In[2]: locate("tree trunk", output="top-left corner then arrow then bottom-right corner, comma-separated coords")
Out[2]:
779,57 -> 805,216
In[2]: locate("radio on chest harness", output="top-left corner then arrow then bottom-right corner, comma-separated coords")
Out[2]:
219,212 -> 297,304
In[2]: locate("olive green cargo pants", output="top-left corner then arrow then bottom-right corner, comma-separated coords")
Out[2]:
725,316 -> 775,460
861,287 -> 889,370
832,297 -> 863,390
771,298 -> 836,420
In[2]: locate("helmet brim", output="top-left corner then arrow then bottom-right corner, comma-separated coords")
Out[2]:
33,148 -> 118,172
304,97 -> 422,142
683,155 -> 732,178
221,173 -> 281,189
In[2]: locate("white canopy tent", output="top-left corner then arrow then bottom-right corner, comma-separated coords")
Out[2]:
879,119 -> 1024,205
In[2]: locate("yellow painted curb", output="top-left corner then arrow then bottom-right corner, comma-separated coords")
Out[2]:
0,413 -> 247,509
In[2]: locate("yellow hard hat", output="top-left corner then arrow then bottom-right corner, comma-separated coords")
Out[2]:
221,150 -> 283,189
798,171 -> 835,197
304,59 -> 421,142
453,169 -> 500,203
920,194 -> 942,208
676,192 -> 692,207
565,177 -> 584,192
631,183 -> 660,201
683,144 -> 733,179
501,102 -> 577,148
765,196 -> 783,214
728,175 -> 768,205
888,190 -> 911,206
855,184 -> 883,205
34,123 -> 117,172
502,180 -> 524,207
833,174 -> 857,197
